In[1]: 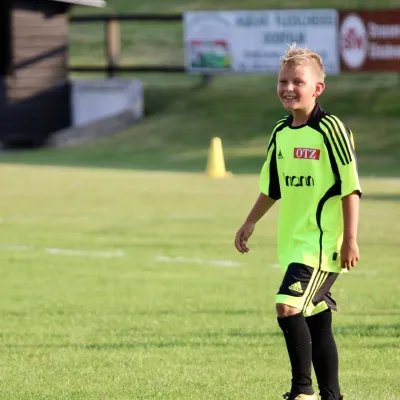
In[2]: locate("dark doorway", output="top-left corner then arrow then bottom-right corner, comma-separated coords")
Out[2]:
0,0 -> 12,76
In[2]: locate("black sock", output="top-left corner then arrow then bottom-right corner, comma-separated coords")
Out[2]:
306,309 -> 341,400
278,313 -> 314,396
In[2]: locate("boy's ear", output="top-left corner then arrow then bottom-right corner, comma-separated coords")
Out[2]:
314,81 -> 325,98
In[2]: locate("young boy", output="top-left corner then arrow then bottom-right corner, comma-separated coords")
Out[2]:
234,44 -> 361,400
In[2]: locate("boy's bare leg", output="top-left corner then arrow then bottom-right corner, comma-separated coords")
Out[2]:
277,304 -> 314,396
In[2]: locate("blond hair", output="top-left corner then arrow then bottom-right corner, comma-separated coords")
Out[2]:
280,43 -> 326,80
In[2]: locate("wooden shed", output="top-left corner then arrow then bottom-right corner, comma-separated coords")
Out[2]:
0,0 -> 105,147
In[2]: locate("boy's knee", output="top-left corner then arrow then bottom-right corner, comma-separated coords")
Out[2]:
276,303 -> 302,318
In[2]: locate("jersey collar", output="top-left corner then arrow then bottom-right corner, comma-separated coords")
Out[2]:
287,103 -> 323,129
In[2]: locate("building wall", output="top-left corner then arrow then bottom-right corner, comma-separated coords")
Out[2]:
0,0 -> 12,77
0,0 -> 71,146
0,0 -> 12,110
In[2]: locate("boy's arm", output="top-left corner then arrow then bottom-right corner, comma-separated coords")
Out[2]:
235,193 -> 276,254
235,133 -> 281,254
320,116 -> 362,269
341,191 -> 360,269
245,193 -> 276,224
342,191 -> 360,241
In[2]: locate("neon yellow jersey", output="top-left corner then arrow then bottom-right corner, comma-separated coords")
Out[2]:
259,104 -> 362,273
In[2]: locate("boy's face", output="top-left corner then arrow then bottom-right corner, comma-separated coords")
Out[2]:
277,64 -> 325,112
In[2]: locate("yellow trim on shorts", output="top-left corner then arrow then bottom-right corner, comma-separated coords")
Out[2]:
276,269 -> 329,316
309,300 -> 329,316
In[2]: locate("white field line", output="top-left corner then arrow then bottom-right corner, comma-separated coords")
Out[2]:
156,255 -> 243,267
350,269 -> 379,275
45,248 -> 125,258
0,244 -> 33,251
0,216 -> 90,224
0,217 -> 42,223
0,244 -> 125,258
0,215 -> 213,223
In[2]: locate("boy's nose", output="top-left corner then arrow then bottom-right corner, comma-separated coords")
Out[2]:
286,82 -> 294,91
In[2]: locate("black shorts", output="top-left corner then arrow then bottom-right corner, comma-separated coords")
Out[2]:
276,263 -> 339,316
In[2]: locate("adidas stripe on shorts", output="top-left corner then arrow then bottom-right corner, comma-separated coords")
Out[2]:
276,263 -> 339,316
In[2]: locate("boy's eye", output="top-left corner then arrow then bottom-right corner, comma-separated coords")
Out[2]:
295,80 -> 303,85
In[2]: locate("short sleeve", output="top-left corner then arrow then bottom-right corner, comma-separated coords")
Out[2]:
259,137 -> 281,200
320,115 -> 362,198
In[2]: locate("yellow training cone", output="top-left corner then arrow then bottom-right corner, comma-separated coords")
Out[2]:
206,137 -> 230,178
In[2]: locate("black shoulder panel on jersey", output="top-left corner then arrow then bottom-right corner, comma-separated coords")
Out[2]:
267,115 -> 290,151
320,114 -> 354,166
307,103 -> 327,130
306,104 -> 340,180
268,145 -> 281,200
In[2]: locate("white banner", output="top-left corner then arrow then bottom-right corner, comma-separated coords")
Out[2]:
184,10 -> 339,75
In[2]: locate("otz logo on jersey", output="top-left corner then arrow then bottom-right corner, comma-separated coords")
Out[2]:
284,174 -> 315,187
294,148 -> 321,160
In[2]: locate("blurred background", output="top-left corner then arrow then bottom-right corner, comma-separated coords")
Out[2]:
0,0 -> 399,176
0,1 -> 399,399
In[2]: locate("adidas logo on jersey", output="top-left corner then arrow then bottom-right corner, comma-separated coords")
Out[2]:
278,150 -> 283,159
288,281 -> 303,294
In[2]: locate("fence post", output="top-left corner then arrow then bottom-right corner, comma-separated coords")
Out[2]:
200,73 -> 214,87
106,18 -> 120,78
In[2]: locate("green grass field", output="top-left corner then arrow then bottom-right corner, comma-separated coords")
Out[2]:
0,165 -> 398,399
0,0 -> 399,398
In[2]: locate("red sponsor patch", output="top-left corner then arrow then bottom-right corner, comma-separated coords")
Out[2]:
294,148 -> 321,160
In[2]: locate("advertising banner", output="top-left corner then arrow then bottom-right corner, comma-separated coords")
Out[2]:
184,10 -> 340,75
340,10 -> 400,71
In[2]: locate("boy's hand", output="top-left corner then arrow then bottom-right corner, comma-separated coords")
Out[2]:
234,222 -> 255,254
340,238 -> 359,270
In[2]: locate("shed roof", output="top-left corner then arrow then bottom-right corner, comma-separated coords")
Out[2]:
52,0 -> 106,7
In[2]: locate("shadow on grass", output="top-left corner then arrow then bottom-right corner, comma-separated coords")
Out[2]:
223,324 -> 400,339
334,324 -> 400,338
2,324 -> 398,350
2,340 -> 277,350
362,342 -> 400,349
118,309 -> 263,316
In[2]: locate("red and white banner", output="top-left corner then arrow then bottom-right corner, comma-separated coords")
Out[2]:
184,9 -> 340,75
339,10 -> 400,71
